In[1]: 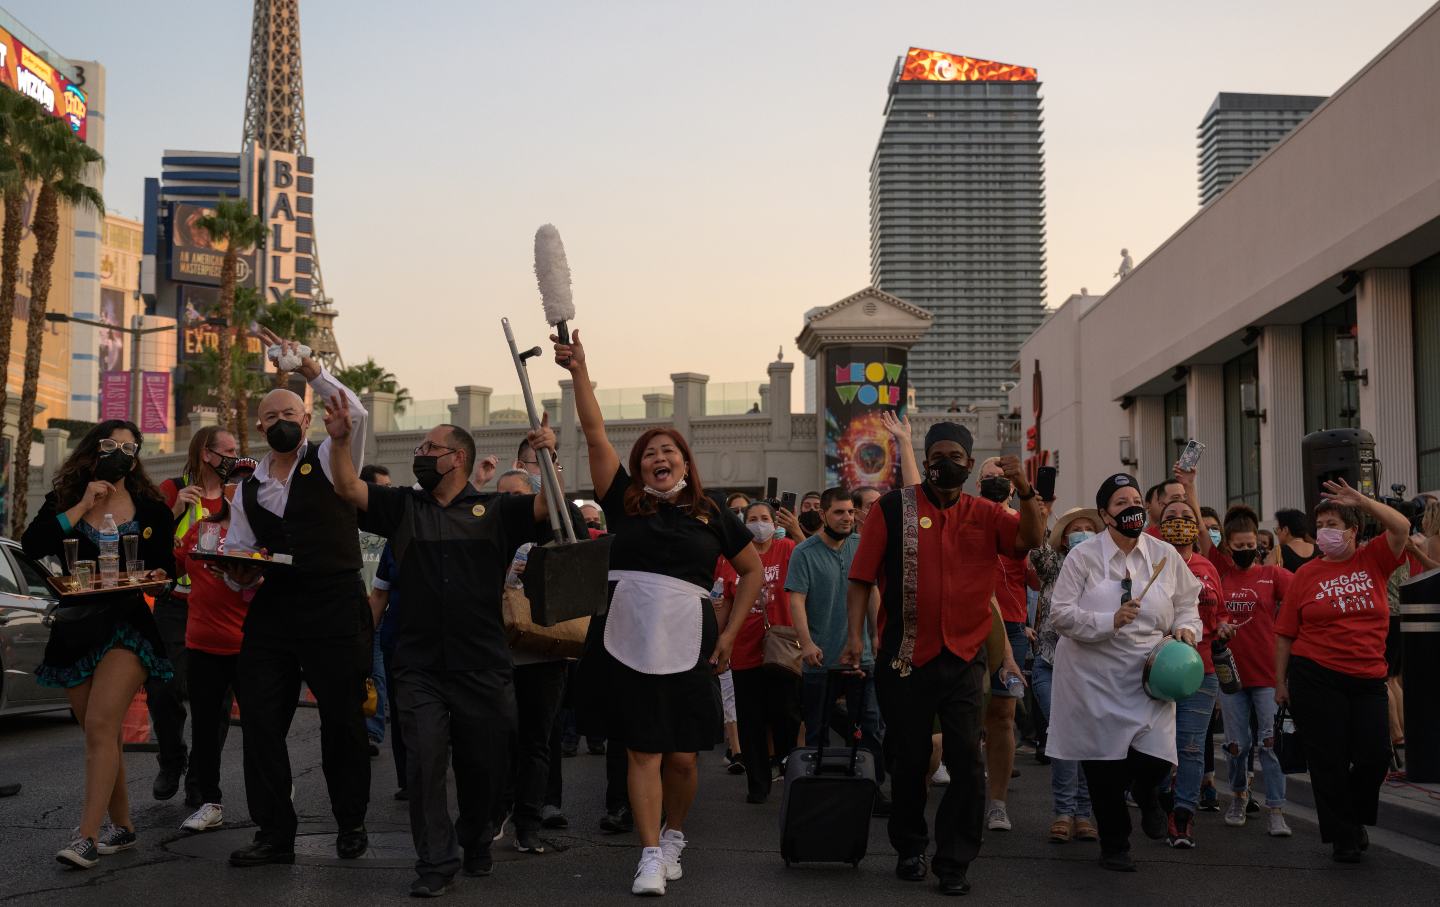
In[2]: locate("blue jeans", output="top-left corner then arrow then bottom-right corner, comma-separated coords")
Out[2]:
1032,658 -> 1091,818
1170,674 -> 1219,814
801,670 -> 885,784
1218,686 -> 1285,807
365,636 -> 386,744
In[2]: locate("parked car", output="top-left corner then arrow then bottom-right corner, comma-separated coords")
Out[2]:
0,538 -> 69,717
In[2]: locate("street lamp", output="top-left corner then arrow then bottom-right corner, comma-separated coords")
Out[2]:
46,312 -> 173,427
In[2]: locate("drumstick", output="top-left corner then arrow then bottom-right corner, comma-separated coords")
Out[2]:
1135,558 -> 1167,605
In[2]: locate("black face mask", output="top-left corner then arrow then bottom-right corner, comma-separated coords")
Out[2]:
1231,549 -> 1259,569
823,525 -> 852,542
411,455 -> 453,492
979,476 -> 1012,503
585,520 -> 602,531
799,510 -> 823,533
927,459 -> 970,490
210,453 -> 239,480
265,419 -> 303,454
1111,505 -> 1148,539
95,452 -> 134,484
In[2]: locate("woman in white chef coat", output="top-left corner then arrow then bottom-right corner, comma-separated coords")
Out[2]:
1045,473 -> 1202,873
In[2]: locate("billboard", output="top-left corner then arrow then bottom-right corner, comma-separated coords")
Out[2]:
0,24 -> 88,140
168,203 -> 256,288
252,150 -> 315,303
900,48 -> 1036,83
824,346 -> 909,493
179,284 -> 263,363
141,372 -> 170,434
100,371 -> 130,421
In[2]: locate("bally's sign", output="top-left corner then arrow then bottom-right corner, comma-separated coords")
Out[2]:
252,150 -> 315,304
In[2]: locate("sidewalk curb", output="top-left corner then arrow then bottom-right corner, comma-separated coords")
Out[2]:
1286,773 -> 1440,847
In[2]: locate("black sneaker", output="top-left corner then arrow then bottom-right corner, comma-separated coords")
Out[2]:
336,826 -> 369,859
96,824 -> 138,854
725,750 -> 746,776
896,854 -> 928,881
56,836 -> 99,869
540,805 -> 569,829
1246,795 -> 1261,815
1198,785 -> 1220,812
368,742 -> 381,757
514,827 -> 546,854
410,873 -> 451,897
153,764 -> 183,801
600,807 -> 634,834
463,845 -> 493,876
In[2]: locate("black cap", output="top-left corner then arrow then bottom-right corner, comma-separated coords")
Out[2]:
924,421 -> 974,456
1095,472 -> 1137,512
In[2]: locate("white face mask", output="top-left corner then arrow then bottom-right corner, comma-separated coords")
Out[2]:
642,477 -> 687,500
748,521 -> 775,543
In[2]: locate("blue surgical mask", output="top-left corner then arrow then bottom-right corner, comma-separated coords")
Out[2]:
1066,530 -> 1095,549
529,473 -> 543,493
1209,528 -> 1222,546
774,527 -> 787,540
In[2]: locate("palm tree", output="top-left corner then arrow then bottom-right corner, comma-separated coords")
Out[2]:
195,196 -> 264,439
256,292 -> 316,387
336,358 -> 412,415
11,117 -> 103,535
0,92 -> 44,468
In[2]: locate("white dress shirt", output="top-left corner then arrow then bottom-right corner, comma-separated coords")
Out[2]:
1044,530 -> 1202,763
224,367 -> 367,557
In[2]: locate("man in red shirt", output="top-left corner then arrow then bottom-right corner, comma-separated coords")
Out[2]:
844,422 -> 1043,896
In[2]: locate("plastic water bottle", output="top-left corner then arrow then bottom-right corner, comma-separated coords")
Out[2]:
505,543 -> 532,590
98,513 -> 121,588
710,578 -> 725,605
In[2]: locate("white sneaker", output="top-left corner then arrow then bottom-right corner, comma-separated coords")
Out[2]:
659,827 -> 686,881
1266,808 -> 1292,837
632,847 -> 666,896
931,763 -> 951,786
986,801 -> 1012,831
182,803 -> 224,832
1224,793 -> 1248,827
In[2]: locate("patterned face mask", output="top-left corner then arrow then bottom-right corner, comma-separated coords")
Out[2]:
1159,516 -> 1200,546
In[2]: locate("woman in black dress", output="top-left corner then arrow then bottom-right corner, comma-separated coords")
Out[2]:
22,420 -> 176,868
555,330 -> 763,897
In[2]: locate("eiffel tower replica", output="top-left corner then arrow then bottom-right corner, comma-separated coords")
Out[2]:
241,0 -> 342,369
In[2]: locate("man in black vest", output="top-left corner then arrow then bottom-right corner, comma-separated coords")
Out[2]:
220,336 -> 373,867
324,393 -> 561,898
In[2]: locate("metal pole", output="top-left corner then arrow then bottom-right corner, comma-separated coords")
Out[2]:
503,318 -> 574,543
130,314 -> 143,426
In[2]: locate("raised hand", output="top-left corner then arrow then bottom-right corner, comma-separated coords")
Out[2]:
881,410 -> 912,443
1000,455 -> 1031,495
323,393 -> 353,442
1174,459 -> 1198,489
474,455 -> 500,487
552,328 -> 586,373
527,412 -> 557,458
1320,477 -> 1366,508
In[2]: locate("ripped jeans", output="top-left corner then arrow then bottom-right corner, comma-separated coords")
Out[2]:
1168,674 -> 1218,814
1218,686 -> 1285,807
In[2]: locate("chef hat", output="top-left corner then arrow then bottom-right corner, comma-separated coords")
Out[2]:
924,421 -> 974,457
1095,473 -> 1138,512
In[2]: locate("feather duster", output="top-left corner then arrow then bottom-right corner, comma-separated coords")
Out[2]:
534,224 -> 575,341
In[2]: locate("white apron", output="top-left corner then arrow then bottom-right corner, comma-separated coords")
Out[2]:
603,570 -> 708,675
1045,574 -> 1178,764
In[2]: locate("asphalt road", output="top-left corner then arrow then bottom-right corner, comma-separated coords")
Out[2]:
3,707 -> 1439,905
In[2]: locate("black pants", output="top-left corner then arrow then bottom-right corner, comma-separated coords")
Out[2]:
732,666 -> 802,801
1082,748 -> 1172,856
545,709 -> 564,809
605,737 -> 630,813
145,595 -> 190,775
380,640 -> 407,790
234,626 -> 372,847
396,665 -> 516,880
875,650 -> 986,873
184,648 -> 236,804
1287,655 -> 1390,847
504,662 -> 567,834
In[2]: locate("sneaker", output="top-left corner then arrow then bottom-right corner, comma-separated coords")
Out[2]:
463,845 -> 493,876
541,805 -> 569,829
1246,793 -> 1261,815
492,811 -> 511,842
1224,793 -> 1248,827
601,807 -> 635,835
659,827 -> 686,881
514,827 -> 546,854
1167,809 -> 1195,849
986,801 -> 1012,831
1198,785 -> 1220,812
56,836 -> 99,869
931,763 -> 951,786
410,874 -> 451,898
96,824 -> 138,854
182,803 -> 224,832
632,847 -> 666,896
725,752 -> 746,776
1266,808 -> 1292,838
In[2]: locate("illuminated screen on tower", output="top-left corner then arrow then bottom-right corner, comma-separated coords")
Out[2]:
824,346 -> 909,493
899,47 -> 1036,83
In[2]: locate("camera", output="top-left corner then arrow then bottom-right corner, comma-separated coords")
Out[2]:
1378,483 -> 1428,533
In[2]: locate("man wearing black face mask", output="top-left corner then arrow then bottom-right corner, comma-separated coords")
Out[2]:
327,402 -> 562,898
843,422 -> 1044,896
218,336 -> 373,868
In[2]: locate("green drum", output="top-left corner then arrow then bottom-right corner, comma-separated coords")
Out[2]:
1142,637 -> 1204,702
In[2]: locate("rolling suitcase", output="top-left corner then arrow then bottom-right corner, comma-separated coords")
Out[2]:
778,668 -> 877,866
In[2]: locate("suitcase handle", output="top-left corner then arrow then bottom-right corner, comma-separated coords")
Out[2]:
814,667 -> 866,777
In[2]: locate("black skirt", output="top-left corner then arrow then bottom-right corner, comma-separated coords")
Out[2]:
38,594 -> 173,688
575,598 -> 722,754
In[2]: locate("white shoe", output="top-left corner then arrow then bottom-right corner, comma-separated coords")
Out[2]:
493,811 -> 511,842
930,763 -> 951,786
986,801 -> 1012,831
1224,793 -> 1248,827
632,847 -> 666,896
1266,808 -> 1292,837
182,803 -> 224,832
659,827 -> 686,881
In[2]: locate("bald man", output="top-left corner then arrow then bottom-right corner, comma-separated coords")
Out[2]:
220,333 -> 373,867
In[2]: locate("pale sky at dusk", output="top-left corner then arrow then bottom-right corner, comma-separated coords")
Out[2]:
17,0 -> 1436,403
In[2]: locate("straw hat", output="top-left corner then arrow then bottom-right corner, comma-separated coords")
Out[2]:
1048,507 -> 1102,549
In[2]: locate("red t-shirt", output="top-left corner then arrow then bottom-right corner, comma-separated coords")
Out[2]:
172,491 -> 250,656
995,550 -> 1029,624
716,537 -> 795,671
850,487 -> 1021,668
1276,536 -> 1404,680
1184,551 -> 1224,674
1206,549 -> 1293,688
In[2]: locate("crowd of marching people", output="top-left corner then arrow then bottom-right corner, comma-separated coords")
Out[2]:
24,325 -> 1434,897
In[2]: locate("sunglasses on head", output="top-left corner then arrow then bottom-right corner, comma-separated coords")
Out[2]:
98,439 -> 139,456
